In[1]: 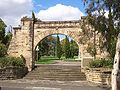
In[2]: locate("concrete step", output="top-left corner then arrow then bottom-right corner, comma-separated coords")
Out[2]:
24,75 -> 86,78
26,72 -> 85,76
27,72 -> 85,76
34,65 -> 81,69
24,64 -> 86,81
27,71 -> 84,74
24,77 -> 86,81
24,74 -> 85,77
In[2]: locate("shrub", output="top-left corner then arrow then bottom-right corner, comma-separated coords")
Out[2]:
0,43 -> 7,57
89,58 -> 114,68
0,56 -> 25,68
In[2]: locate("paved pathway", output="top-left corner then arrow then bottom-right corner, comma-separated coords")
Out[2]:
0,79 -> 111,90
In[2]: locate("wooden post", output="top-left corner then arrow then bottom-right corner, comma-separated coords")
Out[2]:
112,33 -> 120,90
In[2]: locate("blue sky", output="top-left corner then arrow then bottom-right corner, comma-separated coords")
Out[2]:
0,0 -> 86,40
0,0 -> 108,26
0,0 -> 86,26
33,0 -> 86,14
0,0 -> 108,40
34,0 -> 85,40
32,0 -> 86,40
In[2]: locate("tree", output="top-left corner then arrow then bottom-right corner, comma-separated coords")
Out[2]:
0,18 -> 9,57
70,40 -> 75,58
83,0 -> 120,58
64,35 -> 70,58
0,18 -> 6,43
32,11 -> 37,23
3,31 -> 12,48
60,38 -> 65,55
69,40 -> 79,59
112,33 -> 120,90
0,43 -> 7,57
56,35 -> 62,59
47,36 -> 56,56
38,35 -> 57,59
38,37 -> 50,57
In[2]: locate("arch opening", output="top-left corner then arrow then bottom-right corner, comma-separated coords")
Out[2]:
34,33 -> 80,64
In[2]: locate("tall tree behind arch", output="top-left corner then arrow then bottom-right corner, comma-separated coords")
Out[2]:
56,35 -> 62,59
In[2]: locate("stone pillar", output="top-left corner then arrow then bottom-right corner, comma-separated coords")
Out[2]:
8,18 -> 34,71
23,19 -> 34,71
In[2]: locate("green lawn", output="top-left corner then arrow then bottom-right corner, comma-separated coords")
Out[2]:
35,56 -> 58,64
61,56 -> 78,61
35,56 -> 78,64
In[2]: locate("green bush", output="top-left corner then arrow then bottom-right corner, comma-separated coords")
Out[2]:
0,43 -> 7,57
89,58 -> 114,68
0,56 -> 25,68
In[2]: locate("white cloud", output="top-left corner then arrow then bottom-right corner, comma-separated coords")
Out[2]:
37,4 -> 84,21
0,0 -> 33,26
0,2 -> 84,26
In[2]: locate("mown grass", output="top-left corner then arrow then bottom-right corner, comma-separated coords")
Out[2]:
35,56 -> 78,64
35,56 -> 58,64
61,56 -> 78,61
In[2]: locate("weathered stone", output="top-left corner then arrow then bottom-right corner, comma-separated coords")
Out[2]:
8,17 -> 104,71
0,67 -> 28,80
84,68 -> 112,85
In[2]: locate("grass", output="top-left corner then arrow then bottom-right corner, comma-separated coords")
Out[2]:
35,56 -> 78,64
61,56 -> 78,61
35,56 -> 58,64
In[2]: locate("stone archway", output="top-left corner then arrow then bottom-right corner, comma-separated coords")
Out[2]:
34,29 -> 83,62
8,17 -> 102,71
34,33 -> 81,64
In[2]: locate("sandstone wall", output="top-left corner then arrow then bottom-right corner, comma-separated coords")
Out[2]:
8,17 -> 103,71
85,68 -> 112,85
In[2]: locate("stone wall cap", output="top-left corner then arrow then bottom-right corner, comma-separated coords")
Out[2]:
21,17 -> 32,21
35,20 -> 81,24
89,68 -> 112,72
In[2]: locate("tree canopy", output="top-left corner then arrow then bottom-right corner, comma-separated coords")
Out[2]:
83,0 -> 120,58
64,35 -> 71,58
38,35 -> 56,58
0,18 -> 12,57
56,35 -> 62,59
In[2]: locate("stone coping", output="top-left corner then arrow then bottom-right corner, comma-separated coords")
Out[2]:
85,68 -> 112,73
35,20 -> 80,24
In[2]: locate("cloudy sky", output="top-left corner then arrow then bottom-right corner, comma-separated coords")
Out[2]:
0,0 -> 86,26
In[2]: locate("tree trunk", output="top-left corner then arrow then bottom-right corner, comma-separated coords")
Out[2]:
112,33 -> 120,90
